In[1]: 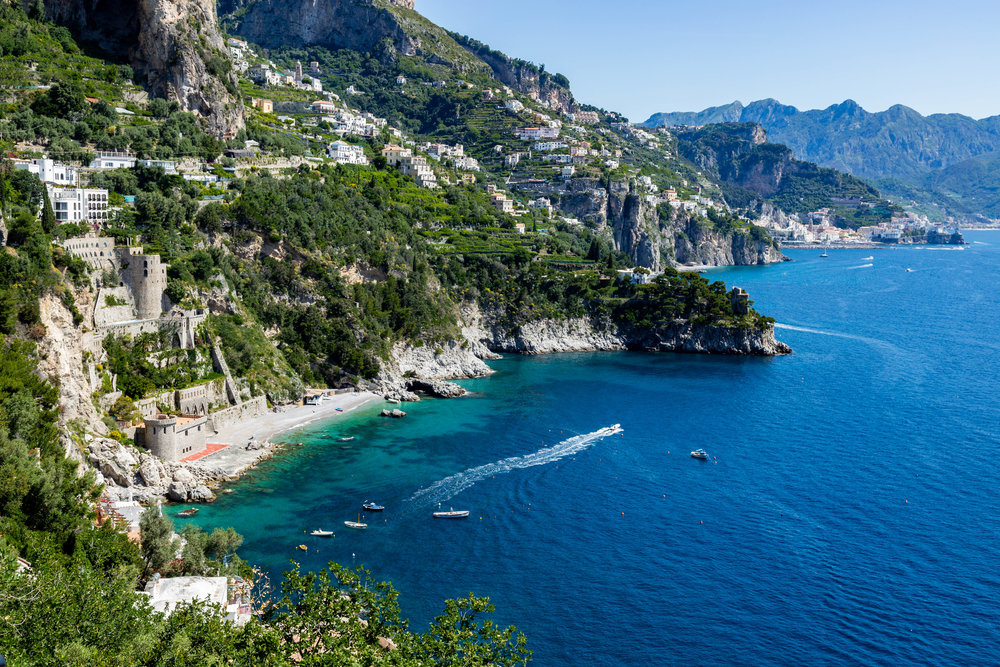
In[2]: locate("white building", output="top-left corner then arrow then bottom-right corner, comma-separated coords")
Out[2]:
143,575 -> 251,626
47,185 -> 109,224
90,152 -> 136,170
516,127 -> 559,141
532,141 -> 568,152
137,159 -> 177,174
505,99 -> 525,113
561,165 -> 576,179
13,157 -> 78,186
327,140 -> 369,166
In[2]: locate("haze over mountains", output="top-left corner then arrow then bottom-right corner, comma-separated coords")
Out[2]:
644,100 -> 1000,221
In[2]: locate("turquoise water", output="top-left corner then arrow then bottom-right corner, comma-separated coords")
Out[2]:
189,232 -> 1000,665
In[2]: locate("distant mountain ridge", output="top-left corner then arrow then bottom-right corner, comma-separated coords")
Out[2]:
644,100 -> 1000,220
644,99 -> 1000,179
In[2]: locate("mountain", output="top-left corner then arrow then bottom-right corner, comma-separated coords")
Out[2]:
672,123 -> 894,229
645,99 -> 1000,221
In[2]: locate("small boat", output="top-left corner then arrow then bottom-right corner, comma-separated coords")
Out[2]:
362,501 -> 385,512
819,251 -> 829,258
176,508 -> 199,518
690,449 -> 709,460
905,268 -> 914,272
433,508 -> 470,519
862,256 -> 874,260
298,544 -> 308,551
344,520 -> 367,529
338,436 -> 355,442
310,529 -> 334,537
335,407 -> 344,412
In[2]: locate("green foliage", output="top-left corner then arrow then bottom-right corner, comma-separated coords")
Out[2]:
139,508 -> 178,576
103,332 -> 216,399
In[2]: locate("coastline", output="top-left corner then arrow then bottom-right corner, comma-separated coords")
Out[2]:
189,391 -> 382,481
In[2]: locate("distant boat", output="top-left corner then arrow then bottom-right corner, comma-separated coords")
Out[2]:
345,513 -> 367,529
433,508 -> 470,519
862,255 -> 874,260
338,436 -> 355,442
906,268 -> 914,272
336,407 -> 344,412
177,508 -> 199,518
362,501 -> 385,512
298,544 -> 308,551
690,449 -> 708,460
820,251 -> 829,258
310,529 -> 334,537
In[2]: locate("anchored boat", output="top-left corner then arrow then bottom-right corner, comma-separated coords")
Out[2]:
690,449 -> 709,460
362,501 -> 385,512
310,529 -> 334,537
433,508 -> 470,519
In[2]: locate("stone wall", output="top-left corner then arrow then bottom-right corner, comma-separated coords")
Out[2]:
208,395 -> 268,434
93,287 -> 137,326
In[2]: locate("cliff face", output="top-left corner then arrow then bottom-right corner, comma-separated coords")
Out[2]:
39,0 -> 244,137
462,304 -> 790,357
455,42 -> 575,113
223,0 -> 419,55
551,177 -> 783,269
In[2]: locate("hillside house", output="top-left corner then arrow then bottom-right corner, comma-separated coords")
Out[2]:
90,151 -> 136,170
13,157 -> 78,186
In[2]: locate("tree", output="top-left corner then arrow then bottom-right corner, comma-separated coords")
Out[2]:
40,186 -> 56,234
139,505 -> 177,576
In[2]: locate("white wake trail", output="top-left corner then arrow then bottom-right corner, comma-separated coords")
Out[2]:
408,424 -> 623,507
846,263 -> 873,269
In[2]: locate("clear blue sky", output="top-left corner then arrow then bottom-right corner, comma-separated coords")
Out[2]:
416,0 -> 1000,121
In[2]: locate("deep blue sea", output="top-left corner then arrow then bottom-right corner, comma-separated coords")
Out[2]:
190,232 -> 1000,665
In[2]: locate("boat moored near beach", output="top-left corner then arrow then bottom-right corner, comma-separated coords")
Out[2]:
176,508 -> 199,518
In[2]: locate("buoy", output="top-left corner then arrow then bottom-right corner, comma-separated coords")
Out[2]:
905,500 -> 908,504
662,494 -> 665,498
621,511 -> 624,516
700,521 -> 703,524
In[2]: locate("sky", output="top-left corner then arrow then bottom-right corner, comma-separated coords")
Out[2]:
416,0 -> 1000,122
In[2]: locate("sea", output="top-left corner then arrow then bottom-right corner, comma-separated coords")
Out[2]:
188,231 -> 1000,665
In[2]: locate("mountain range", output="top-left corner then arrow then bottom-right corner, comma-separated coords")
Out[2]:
644,99 -> 1000,221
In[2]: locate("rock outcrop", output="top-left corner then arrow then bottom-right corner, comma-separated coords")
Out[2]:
537,176 -> 785,269
464,305 -> 790,357
39,0 -> 245,137
222,0 -> 419,56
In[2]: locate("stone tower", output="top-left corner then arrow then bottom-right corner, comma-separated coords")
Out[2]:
295,61 -> 303,84
144,414 -> 179,461
126,253 -> 167,320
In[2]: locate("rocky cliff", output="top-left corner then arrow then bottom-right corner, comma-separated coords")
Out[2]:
38,0 -> 244,137
462,303 -> 790,357
222,0 -> 420,56
546,177 -> 784,269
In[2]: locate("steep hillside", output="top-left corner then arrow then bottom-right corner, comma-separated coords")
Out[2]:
645,99 -> 1000,222
33,0 -> 245,136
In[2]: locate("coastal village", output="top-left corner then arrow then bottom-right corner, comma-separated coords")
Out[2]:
0,1 -> 977,649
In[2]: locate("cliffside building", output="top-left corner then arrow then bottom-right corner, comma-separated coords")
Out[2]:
90,151 -> 136,170
47,186 -> 109,225
143,414 -> 208,461
13,157 -> 78,186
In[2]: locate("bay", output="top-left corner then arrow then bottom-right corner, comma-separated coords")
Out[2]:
189,231 -> 1000,665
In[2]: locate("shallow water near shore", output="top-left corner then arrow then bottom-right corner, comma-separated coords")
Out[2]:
191,232 -> 1000,665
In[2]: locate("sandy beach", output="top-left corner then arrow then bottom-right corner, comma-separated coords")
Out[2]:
192,391 -> 382,478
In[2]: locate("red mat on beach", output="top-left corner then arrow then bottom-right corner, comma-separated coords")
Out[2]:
180,443 -> 228,463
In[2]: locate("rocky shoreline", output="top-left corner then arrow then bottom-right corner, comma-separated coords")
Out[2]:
89,305 -> 789,505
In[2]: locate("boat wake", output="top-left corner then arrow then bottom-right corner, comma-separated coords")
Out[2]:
408,424 -> 624,507
846,263 -> 873,269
